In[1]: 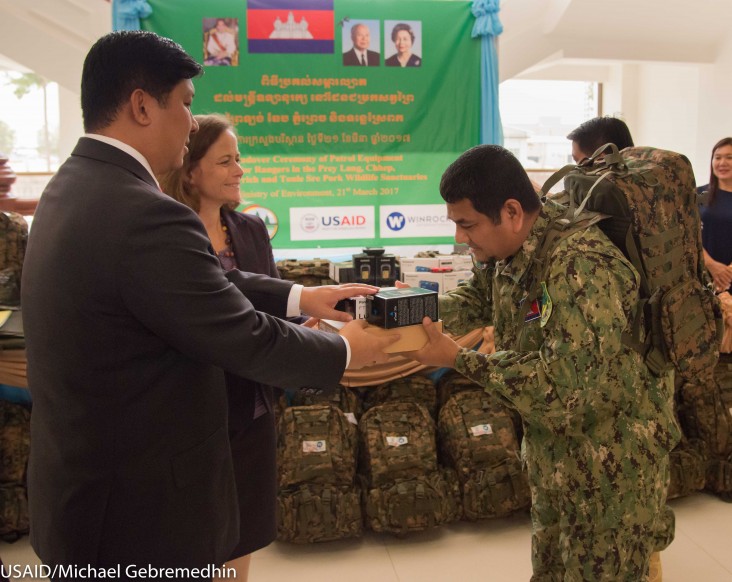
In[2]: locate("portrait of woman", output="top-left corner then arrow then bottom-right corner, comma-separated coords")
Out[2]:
385,22 -> 422,67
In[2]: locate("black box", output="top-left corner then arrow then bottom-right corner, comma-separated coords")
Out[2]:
367,287 -> 439,329
352,248 -> 397,286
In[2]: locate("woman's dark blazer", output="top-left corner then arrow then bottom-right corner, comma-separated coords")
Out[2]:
221,209 -> 281,430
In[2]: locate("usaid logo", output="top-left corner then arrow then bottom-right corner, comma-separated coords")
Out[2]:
385,212 -> 406,231
290,206 -> 375,241
300,214 -> 319,233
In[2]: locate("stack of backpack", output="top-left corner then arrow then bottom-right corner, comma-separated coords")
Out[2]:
0,210 -> 30,541
534,144 -> 731,500
436,371 -> 531,520
0,399 -> 30,541
357,376 -> 460,535
274,373 -> 535,542
275,385 -> 363,543
275,258 -> 335,287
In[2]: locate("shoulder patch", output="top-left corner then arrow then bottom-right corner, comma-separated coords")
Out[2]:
540,282 -> 553,327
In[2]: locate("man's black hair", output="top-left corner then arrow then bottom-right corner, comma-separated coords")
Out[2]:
81,30 -> 203,132
566,116 -> 634,157
440,145 -> 541,223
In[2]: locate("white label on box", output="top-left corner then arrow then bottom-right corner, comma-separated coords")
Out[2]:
470,424 -> 493,437
451,255 -> 475,270
302,440 -> 327,453
403,271 -> 443,293
386,435 -> 409,447
345,412 -> 358,425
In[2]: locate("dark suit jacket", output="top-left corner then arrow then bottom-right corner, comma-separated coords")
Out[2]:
21,138 -> 347,570
343,47 -> 380,66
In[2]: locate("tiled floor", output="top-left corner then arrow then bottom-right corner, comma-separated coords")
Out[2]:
1,492 -> 731,581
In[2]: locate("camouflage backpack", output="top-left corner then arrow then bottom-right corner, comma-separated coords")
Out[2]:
525,145 -> 722,382
290,384 -> 362,423
666,436 -> 707,500
436,370 -> 523,441
521,145 -> 730,494
276,404 -> 362,543
362,375 -> 438,419
276,258 -> 334,287
438,390 -> 530,520
707,354 -> 732,500
358,401 -> 459,534
0,400 -> 30,541
0,212 -> 28,307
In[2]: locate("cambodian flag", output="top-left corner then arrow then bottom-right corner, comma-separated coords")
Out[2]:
247,0 -> 334,54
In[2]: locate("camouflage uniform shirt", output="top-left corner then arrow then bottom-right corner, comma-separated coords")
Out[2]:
441,199 -> 681,495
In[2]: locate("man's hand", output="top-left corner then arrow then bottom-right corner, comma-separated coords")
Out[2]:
403,317 -> 460,368
300,283 -> 379,322
394,280 -> 410,289
340,320 -> 400,369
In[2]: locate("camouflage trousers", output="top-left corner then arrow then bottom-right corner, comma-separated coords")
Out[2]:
529,457 -> 673,581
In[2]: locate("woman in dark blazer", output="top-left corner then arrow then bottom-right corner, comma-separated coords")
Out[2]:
161,114 -> 285,582
385,23 -> 422,67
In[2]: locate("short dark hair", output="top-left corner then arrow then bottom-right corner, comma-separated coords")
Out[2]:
161,114 -> 237,213
707,137 -> 732,206
81,31 -> 203,133
391,23 -> 415,43
566,116 -> 634,157
440,145 -> 541,224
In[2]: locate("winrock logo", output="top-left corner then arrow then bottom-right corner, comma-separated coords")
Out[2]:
380,204 -> 454,239
385,212 -> 406,231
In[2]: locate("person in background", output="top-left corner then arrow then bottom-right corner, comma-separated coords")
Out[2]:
21,30 -> 395,575
698,137 -> 732,292
567,115 -> 634,162
385,23 -> 421,67
404,144 -> 678,581
161,114 -> 289,581
343,23 -> 380,66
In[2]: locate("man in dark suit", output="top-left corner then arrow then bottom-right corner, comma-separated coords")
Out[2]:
22,31 -> 394,575
343,23 -> 380,66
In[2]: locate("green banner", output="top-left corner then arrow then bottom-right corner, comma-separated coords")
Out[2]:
144,0 -> 480,249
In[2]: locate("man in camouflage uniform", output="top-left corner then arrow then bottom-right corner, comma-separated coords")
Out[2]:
409,145 -> 680,581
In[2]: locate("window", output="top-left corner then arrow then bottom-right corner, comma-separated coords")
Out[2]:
500,80 -> 599,170
0,70 -> 60,173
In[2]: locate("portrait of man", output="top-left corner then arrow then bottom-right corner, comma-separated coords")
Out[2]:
203,18 -> 239,66
342,20 -> 380,66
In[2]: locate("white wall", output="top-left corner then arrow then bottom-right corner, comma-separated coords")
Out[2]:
632,63 -> 700,179
695,33 -> 732,187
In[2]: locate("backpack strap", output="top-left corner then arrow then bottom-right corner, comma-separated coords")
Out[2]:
514,211 -> 607,351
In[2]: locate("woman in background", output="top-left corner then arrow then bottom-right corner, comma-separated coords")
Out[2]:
699,137 -> 732,291
161,114 -> 279,582
385,23 -> 421,67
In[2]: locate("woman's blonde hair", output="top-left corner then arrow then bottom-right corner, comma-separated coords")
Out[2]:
160,113 -> 238,213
